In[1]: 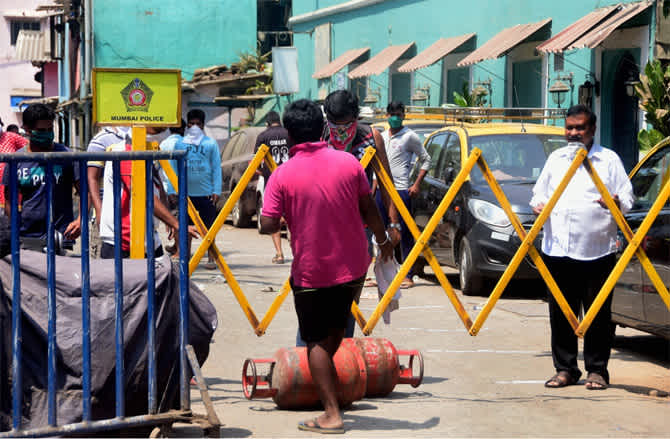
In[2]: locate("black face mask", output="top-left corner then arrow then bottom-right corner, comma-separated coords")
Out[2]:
29,130 -> 55,149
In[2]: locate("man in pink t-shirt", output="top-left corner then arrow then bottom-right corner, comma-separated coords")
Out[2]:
261,100 -> 392,434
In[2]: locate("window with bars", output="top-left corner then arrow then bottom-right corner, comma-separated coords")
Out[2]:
10,20 -> 41,46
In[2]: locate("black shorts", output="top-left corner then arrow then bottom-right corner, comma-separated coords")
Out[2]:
189,196 -> 217,229
292,276 -> 364,343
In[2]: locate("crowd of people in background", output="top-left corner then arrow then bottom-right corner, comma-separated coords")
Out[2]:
0,93 -> 429,278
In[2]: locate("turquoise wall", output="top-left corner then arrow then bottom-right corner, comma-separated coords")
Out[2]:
94,0 -> 257,80
291,0 -> 650,109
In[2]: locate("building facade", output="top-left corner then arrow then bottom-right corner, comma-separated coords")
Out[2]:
0,0 -> 52,127
290,0 -> 657,170
93,0 -> 257,81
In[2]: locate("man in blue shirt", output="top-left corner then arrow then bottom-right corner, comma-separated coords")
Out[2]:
2,104 -> 80,241
169,109 -> 221,268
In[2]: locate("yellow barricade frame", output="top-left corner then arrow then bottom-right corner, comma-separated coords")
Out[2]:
156,142 -> 670,338
355,146 -> 670,337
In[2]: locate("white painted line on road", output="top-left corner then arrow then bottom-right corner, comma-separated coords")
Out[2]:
495,380 -> 545,384
426,349 -> 539,354
397,328 -> 470,332
359,305 -> 447,311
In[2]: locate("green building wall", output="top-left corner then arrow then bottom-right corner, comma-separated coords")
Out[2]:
290,0 -> 653,111
93,0 -> 257,80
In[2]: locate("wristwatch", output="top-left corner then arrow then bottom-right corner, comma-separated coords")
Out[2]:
388,223 -> 402,231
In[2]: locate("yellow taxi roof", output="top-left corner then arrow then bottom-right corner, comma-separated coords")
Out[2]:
432,122 -> 565,137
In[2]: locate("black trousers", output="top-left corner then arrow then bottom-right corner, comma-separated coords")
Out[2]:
544,253 -> 616,383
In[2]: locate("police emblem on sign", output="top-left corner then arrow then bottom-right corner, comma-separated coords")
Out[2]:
120,78 -> 154,112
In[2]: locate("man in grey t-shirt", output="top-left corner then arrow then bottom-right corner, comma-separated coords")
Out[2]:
377,101 -> 431,288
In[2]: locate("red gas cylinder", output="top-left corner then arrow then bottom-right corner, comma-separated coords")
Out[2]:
340,338 -> 423,397
242,345 -> 367,409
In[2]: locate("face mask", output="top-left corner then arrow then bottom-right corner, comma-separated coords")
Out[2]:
388,115 -> 403,129
327,120 -> 357,151
566,141 -> 585,157
30,130 -> 55,148
183,125 -> 205,145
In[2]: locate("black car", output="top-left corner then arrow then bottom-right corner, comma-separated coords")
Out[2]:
412,123 -> 566,295
613,139 -> 670,340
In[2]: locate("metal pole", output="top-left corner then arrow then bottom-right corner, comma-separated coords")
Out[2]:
112,160 -> 125,418
9,163 -> 22,431
63,21 -> 71,100
178,157 -> 190,410
79,160 -> 92,421
228,107 -> 232,138
45,162 -> 57,427
145,160 -> 157,414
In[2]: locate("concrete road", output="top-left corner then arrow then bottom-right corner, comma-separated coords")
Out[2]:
184,225 -> 670,437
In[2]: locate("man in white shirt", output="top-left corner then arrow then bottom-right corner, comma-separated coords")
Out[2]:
378,101 -> 432,288
530,105 -> 633,391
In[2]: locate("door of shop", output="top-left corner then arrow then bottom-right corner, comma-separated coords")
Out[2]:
511,59 -> 542,108
600,49 -> 640,172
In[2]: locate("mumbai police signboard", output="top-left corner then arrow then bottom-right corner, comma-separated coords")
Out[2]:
92,68 -> 181,127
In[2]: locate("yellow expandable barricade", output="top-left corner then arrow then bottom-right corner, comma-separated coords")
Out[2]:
156,143 -> 670,338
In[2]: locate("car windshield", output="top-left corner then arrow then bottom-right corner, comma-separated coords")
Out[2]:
411,125 -> 444,143
630,144 -> 670,210
469,134 -> 566,184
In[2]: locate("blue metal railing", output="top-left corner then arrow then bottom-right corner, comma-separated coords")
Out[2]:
0,150 -> 190,437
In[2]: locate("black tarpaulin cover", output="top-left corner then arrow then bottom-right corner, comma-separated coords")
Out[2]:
0,251 -> 218,431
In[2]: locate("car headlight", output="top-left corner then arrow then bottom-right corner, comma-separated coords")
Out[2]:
468,199 -> 511,227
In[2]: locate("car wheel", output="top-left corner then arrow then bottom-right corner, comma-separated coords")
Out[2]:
256,196 -> 263,233
459,237 -> 485,296
231,198 -> 251,228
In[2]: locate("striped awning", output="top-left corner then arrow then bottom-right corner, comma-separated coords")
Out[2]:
15,30 -> 52,63
398,34 -> 476,72
537,1 -> 652,53
457,18 -> 552,66
348,43 -> 415,79
312,47 -> 370,79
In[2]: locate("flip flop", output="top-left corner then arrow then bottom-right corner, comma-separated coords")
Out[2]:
297,418 -> 344,434
585,372 -> 608,390
272,254 -> 285,264
544,371 -> 577,388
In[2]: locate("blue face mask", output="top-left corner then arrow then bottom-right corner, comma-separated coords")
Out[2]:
30,130 -> 55,148
388,115 -> 403,129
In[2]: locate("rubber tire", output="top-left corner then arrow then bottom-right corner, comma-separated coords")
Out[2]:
459,237 -> 485,296
256,196 -> 263,234
231,198 -> 251,228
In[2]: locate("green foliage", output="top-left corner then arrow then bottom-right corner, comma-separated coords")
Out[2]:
246,80 -> 273,95
634,60 -> 670,137
638,128 -> 666,154
452,82 -> 487,107
235,44 -> 270,74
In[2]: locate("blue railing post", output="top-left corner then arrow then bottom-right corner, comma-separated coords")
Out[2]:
45,162 -> 57,427
9,162 -> 22,432
79,160 -> 92,422
145,159 -> 157,414
177,157 -> 189,411
112,160 -> 125,419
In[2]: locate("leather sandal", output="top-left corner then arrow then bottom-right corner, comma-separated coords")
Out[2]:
544,371 -> 577,388
585,372 -> 608,390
